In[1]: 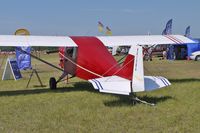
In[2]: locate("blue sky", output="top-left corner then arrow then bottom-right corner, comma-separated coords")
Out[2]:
0,0 -> 199,37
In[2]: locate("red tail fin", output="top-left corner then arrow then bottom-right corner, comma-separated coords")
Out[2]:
120,54 -> 134,80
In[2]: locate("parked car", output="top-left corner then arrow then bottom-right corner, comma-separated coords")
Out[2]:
190,51 -> 200,61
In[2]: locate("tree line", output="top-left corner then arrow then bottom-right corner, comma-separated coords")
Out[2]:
0,47 -> 58,52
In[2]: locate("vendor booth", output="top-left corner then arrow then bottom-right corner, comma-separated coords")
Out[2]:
167,39 -> 200,60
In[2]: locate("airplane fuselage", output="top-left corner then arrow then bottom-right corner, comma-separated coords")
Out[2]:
59,36 -> 133,80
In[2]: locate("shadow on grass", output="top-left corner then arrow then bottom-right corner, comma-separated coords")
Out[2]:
0,82 -> 96,97
104,95 -> 173,107
169,78 -> 200,83
0,82 -> 173,106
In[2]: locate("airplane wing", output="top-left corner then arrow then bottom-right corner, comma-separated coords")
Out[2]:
0,34 -> 195,47
0,35 -> 77,47
97,35 -> 195,46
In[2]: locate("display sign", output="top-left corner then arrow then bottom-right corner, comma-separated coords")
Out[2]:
2,58 -> 22,80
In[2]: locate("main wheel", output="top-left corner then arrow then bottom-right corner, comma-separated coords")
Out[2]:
49,77 -> 57,89
195,55 -> 200,61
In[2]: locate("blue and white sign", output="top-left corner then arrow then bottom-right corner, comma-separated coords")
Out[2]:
16,46 -> 32,70
2,58 -> 22,80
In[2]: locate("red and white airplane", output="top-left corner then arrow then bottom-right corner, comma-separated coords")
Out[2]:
0,35 -> 195,104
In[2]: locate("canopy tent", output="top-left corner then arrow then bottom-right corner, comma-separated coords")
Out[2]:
167,39 -> 200,60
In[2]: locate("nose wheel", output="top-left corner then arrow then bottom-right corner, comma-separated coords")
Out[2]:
49,77 -> 57,89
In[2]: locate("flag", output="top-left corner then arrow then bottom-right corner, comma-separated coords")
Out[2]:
165,19 -> 172,35
185,26 -> 190,37
98,21 -> 104,32
162,19 -> 172,35
106,26 -> 112,36
162,29 -> 166,35
15,46 -> 32,70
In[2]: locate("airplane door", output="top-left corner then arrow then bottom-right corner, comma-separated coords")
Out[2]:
63,47 -> 78,76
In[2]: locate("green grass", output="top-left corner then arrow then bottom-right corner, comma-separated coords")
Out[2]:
0,54 -> 200,133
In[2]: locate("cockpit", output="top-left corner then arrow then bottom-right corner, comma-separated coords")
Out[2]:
63,47 -> 78,76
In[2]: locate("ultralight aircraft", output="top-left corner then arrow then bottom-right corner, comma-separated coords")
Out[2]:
0,35 -> 195,105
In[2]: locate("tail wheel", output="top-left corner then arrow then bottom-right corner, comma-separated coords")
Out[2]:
49,77 -> 57,89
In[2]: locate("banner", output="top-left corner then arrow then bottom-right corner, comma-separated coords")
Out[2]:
98,21 -> 104,33
162,19 -> 173,35
185,26 -> 190,37
162,29 -> 167,35
15,46 -> 32,70
106,26 -> 112,36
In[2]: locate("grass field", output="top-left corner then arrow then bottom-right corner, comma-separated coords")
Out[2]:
0,53 -> 199,133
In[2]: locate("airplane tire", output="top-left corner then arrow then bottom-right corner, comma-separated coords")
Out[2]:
49,77 -> 57,89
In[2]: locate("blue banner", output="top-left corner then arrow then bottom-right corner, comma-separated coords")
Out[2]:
185,26 -> 190,37
167,45 -> 174,60
162,29 -> 166,35
162,19 -> 173,35
15,46 -> 32,70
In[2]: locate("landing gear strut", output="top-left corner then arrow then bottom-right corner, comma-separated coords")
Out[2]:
49,77 -> 57,89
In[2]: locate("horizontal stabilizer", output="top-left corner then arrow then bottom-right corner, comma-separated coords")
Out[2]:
144,76 -> 171,91
89,76 -> 131,95
89,76 -> 171,95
